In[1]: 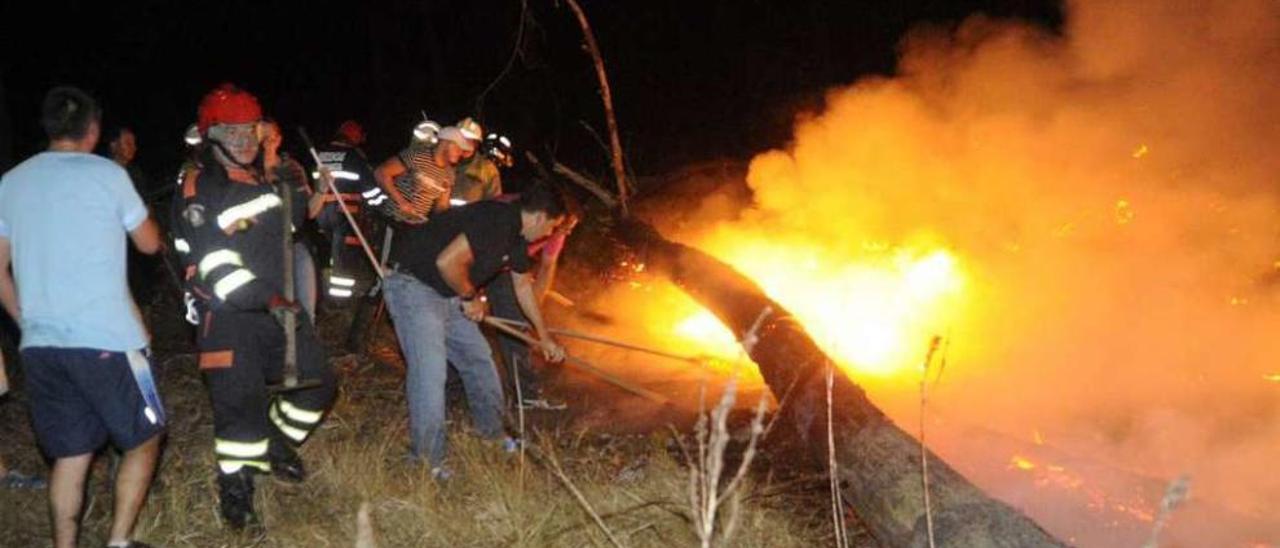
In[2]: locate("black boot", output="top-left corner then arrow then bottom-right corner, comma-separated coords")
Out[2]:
269,430 -> 307,484
216,468 -> 258,530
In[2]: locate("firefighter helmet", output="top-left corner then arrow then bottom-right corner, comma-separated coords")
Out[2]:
196,83 -> 262,135
456,117 -> 483,142
183,123 -> 202,146
413,119 -> 441,144
335,120 -> 365,145
482,133 -> 514,168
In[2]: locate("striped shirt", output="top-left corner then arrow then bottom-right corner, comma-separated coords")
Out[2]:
391,143 -> 453,223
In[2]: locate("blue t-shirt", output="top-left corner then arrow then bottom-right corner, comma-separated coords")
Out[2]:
0,151 -> 150,351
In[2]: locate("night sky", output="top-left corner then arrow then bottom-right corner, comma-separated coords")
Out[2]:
0,0 -> 1060,191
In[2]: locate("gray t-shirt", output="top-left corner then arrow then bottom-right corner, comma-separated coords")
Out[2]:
0,151 -> 149,351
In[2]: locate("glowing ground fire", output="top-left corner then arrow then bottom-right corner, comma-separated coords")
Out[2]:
666,237 -> 966,378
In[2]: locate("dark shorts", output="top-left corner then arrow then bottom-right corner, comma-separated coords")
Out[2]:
22,347 -> 166,459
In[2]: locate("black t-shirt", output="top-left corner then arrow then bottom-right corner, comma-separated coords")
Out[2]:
389,200 -> 532,296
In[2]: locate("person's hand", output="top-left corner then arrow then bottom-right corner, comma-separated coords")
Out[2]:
461,297 -> 486,322
539,338 -> 566,363
263,150 -> 281,173
315,166 -> 336,194
268,294 -> 302,327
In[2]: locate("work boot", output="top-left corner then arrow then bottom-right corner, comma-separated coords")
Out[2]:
216,469 -> 258,530
269,431 -> 307,484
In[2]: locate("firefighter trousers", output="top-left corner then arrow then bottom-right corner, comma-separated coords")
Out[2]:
324,220 -> 379,302
197,310 -> 336,474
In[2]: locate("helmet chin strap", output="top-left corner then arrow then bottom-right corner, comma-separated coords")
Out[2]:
208,135 -> 262,172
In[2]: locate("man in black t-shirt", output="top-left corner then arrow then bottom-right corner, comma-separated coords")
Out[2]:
382,185 -> 566,475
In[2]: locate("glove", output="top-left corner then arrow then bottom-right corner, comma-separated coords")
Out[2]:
268,294 -> 302,327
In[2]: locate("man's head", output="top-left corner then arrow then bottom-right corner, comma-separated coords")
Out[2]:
517,185 -> 569,242
456,117 -> 483,159
107,127 -> 137,165
41,86 -> 101,151
335,120 -> 365,146
482,133 -> 514,168
261,119 -> 283,154
197,83 -> 263,167
436,126 -> 474,166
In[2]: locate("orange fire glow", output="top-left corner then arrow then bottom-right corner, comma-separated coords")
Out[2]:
661,236 -> 967,379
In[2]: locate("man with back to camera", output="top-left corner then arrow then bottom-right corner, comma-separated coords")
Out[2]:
0,85 -> 165,548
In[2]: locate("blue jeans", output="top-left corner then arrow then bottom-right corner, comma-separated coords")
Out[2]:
383,271 -> 505,465
293,241 -> 317,323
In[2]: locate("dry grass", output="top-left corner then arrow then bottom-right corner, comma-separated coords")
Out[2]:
0,306 -> 833,547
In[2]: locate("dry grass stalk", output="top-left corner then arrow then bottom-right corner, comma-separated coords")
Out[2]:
539,438 -> 625,548
354,501 -> 376,548
686,343 -> 769,548
509,354 -> 528,488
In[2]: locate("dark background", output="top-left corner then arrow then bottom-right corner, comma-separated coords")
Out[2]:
0,0 -> 1061,191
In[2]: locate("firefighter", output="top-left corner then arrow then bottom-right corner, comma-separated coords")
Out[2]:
311,120 -> 385,351
450,117 -> 503,205
312,121 -> 381,303
175,84 -> 336,529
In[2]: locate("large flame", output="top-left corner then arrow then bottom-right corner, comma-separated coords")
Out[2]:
588,0 -> 1280,544
668,236 -> 966,378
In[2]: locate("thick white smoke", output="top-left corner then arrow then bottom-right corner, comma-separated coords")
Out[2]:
657,0 -> 1279,544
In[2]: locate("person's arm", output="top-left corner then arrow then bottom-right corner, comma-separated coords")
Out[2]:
307,169 -> 331,219
532,255 -> 559,304
512,269 -> 565,362
434,233 -> 478,300
129,218 -> 163,255
375,155 -> 415,214
114,164 -> 162,255
431,176 -> 454,213
0,237 -> 20,322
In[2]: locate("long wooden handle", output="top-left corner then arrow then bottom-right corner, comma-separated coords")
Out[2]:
280,179 -> 299,387
481,317 -> 669,404
487,316 -> 703,364
297,127 -> 384,280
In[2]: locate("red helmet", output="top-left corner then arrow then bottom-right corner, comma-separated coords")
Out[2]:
336,120 -> 366,145
197,83 -> 262,135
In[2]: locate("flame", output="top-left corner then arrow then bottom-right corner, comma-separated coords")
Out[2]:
1011,455 -> 1037,471
1264,373 -> 1280,383
660,232 -> 966,378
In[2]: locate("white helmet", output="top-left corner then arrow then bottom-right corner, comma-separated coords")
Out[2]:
413,119 -> 442,144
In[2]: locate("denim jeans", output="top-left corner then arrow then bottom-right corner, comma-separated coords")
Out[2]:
487,272 -> 540,399
383,271 -> 505,465
293,241 -> 317,323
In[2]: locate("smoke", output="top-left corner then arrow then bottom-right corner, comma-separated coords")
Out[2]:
639,0 -> 1279,544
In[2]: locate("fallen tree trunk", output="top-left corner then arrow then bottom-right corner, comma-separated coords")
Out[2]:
611,218 -> 1064,548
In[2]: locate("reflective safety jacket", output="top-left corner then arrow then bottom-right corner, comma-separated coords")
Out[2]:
171,148 -> 308,314
312,142 -> 382,229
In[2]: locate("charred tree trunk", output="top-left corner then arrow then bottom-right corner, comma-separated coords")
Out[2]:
612,219 -> 1064,548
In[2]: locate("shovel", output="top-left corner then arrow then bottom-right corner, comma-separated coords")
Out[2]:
269,174 -> 322,393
